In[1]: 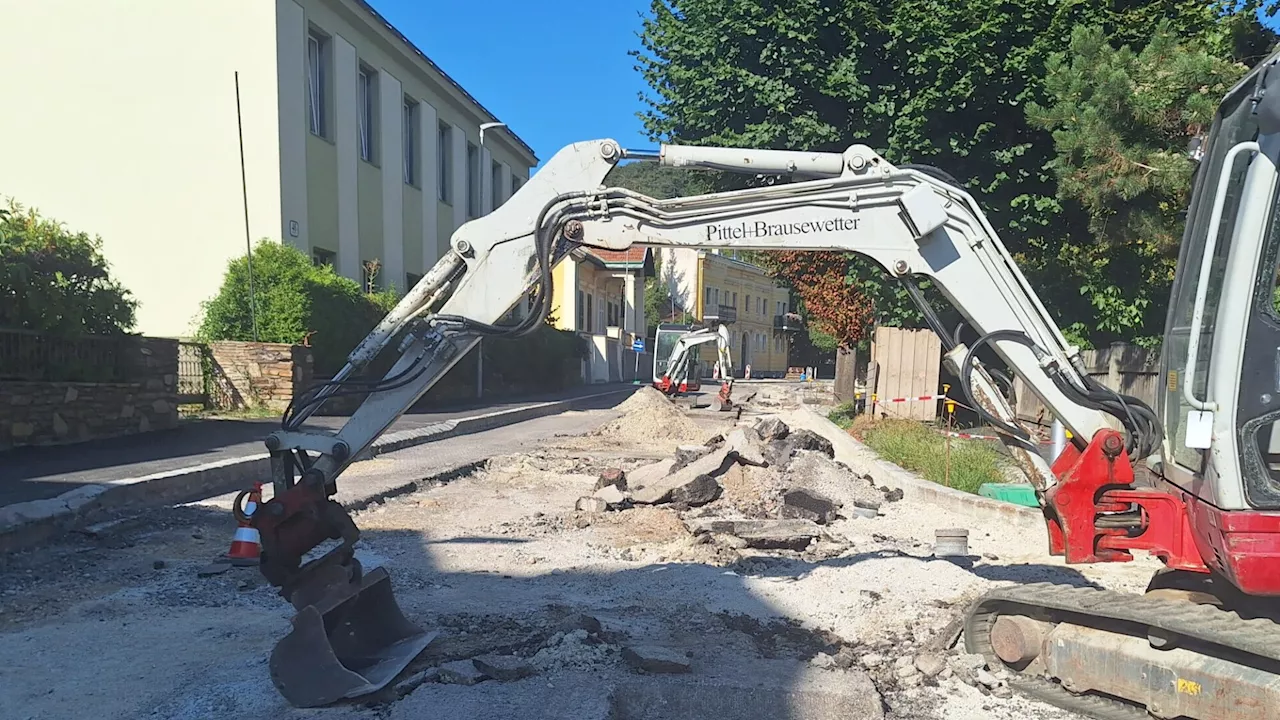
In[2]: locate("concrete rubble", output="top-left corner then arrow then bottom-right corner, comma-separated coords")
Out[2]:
0,382 -> 1156,720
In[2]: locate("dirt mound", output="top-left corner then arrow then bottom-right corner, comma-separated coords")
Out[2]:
592,387 -> 706,443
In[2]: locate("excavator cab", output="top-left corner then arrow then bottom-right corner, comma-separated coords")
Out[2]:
1153,55 -> 1280,598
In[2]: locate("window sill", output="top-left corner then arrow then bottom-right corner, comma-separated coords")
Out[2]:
360,157 -> 380,169
309,129 -> 335,146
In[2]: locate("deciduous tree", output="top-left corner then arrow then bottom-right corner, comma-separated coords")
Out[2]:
632,0 -> 1276,346
0,198 -> 137,335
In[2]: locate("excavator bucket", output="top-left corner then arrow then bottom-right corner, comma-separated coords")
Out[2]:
269,567 -> 437,708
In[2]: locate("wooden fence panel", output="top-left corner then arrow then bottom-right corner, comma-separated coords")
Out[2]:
871,327 -> 942,421
1013,343 -> 1161,426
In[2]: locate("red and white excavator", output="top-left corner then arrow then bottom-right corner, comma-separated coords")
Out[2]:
245,49 -> 1280,718
652,322 -> 734,410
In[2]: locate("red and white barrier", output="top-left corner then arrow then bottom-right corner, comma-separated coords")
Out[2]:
877,394 -> 946,404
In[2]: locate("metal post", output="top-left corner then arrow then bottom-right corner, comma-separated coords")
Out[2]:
1051,418 -> 1067,461
234,71 -> 259,342
476,338 -> 483,399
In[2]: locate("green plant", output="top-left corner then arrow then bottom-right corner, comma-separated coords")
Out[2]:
828,402 -> 857,429
0,197 -> 138,334
850,416 -> 1009,494
195,241 -> 388,374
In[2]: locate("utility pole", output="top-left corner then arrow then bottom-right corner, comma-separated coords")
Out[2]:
234,71 -> 259,341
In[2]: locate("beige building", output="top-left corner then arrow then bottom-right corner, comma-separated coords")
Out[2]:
0,0 -> 537,338
661,249 -> 792,377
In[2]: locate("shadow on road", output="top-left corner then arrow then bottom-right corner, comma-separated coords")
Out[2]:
1,500 -> 893,720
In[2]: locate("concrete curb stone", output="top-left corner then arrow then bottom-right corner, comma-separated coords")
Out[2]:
0,388 -> 632,553
793,407 -> 1045,533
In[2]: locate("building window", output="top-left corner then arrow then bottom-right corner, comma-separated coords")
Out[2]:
357,66 -> 377,163
306,31 -> 328,137
312,247 -> 336,268
466,141 -> 481,218
406,272 -> 423,290
704,287 -> 712,309
577,289 -> 584,330
512,176 -> 523,196
758,297 -> 764,314
732,292 -> 737,308
491,160 -> 504,209
586,293 -> 594,333
403,98 -> 418,186
745,294 -> 750,314
437,122 -> 452,203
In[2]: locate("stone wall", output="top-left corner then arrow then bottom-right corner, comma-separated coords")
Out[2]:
1,336 -> 179,450
208,341 -> 313,412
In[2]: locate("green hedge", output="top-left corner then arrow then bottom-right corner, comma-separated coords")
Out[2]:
195,242 -> 389,374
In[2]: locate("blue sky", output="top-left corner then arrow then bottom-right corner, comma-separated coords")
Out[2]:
369,1 -> 1280,169
369,0 -> 655,168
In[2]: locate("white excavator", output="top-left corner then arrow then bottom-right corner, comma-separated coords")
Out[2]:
653,322 -> 735,410
250,51 -> 1280,718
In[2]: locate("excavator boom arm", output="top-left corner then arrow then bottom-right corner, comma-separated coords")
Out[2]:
253,138 -> 1165,708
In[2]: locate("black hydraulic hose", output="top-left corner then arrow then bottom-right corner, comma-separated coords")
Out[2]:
902,279 -> 957,352
958,329 -> 1035,441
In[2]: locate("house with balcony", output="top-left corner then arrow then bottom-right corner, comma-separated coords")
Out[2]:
661,248 -> 792,378
547,246 -> 656,383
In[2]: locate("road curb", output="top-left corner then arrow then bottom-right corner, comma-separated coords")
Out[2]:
0,388 -> 633,554
794,407 -> 1045,533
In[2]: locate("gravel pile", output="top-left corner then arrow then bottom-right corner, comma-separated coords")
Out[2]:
590,386 -> 705,443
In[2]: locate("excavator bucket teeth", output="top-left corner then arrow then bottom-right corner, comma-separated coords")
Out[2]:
269,567 -> 437,708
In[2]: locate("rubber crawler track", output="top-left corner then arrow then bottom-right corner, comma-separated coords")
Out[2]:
962,582 -> 1280,720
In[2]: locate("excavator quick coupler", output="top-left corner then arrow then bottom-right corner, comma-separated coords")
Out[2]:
253,480 -> 437,708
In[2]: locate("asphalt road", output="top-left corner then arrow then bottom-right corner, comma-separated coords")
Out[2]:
0,383 -> 635,507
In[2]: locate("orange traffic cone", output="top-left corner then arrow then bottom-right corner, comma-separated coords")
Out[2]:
226,482 -> 263,566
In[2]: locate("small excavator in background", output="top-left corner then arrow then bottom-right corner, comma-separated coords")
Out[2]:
652,322 -> 735,411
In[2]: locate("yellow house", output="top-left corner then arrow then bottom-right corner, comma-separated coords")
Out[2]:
0,0 -> 537,338
660,248 -> 791,378
548,247 -> 655,383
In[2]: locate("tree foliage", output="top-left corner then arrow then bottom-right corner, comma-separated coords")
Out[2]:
605,161 -> 717,199
1025,22 -> 1252,345
753,251 -> 874,349
632,0 -> 1277,345
0,197 -> 138,335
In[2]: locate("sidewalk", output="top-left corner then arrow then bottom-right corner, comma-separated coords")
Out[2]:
0,383 -> 636,507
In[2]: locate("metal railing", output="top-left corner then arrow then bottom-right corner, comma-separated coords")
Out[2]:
0,327 -> 130,382
703,304 -> 738,324
177,341 -> 211,406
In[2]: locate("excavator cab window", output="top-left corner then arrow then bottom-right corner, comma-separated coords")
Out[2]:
653,325 -> 686,377
1236,136 -> 1280,508
1161,78 -> 1258,476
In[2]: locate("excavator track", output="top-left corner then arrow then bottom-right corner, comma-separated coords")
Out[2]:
963,582 -> 1280,720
